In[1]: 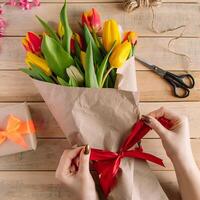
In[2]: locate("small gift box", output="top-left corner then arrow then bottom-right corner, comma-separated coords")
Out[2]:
0,103 -> 37,157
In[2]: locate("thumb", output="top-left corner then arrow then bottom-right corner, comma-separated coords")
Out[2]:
78,145 -> 90,174
144,115 -> 168,139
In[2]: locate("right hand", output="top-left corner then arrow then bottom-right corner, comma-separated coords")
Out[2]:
142,107 -> 192,160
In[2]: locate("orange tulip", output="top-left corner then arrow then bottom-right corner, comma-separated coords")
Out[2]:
123,31 -> 137,46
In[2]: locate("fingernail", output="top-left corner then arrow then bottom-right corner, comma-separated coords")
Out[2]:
142,115 -> 151,124
84,144 -> 90,155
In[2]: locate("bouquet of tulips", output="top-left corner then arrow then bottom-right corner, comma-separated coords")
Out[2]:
21,1 -> 168,200
22,1 -> 137,88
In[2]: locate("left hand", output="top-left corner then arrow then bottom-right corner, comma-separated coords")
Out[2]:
55,146 -> 99,200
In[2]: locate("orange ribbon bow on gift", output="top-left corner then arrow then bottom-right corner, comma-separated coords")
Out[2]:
0,115 -> 35,148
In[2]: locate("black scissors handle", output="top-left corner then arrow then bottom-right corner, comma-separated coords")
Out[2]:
164,72 -> 195,98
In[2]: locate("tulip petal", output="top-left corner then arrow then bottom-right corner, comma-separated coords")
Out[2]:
102,19 -> 121,52
27,32 -> 42,53
22,38 -> 33,52
82,13 -> 91,30
91,8 -> 101,32
26,52 -> 52,76
66,65 -> 84,86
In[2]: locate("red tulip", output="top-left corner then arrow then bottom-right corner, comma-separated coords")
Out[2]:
81,8 -> 101,33
22,32 -> 42,54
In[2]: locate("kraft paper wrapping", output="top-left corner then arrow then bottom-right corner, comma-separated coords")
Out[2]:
33,57 -> 168,200
0,103 -> 37,157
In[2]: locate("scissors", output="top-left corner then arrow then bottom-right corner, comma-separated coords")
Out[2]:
135,57 -> 195,98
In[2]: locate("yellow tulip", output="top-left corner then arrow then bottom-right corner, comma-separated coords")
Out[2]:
102,19 -> 121,52
58,21 -> 64,38
25,52 -> 52,76
101,41 -> 131,87
80,51 -> 86,70
109,41 -> 131,68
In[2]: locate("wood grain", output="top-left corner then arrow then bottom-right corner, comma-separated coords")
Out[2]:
1,37 -> 200,71
0,139 -> 199,171
0,102 -> 199,139
0,0 -> 199,2
4,3 -> 200,37
0,71 -> 199,102
0,171 -> 181,200
154,171 -> 181,200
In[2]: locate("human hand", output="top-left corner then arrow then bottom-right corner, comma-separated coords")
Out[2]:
142,107 -> 192,161
55,145 -> 99,200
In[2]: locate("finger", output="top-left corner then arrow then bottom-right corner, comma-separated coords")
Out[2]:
65,147 -> 83,160
145,116 -> 169,139
148,107 -> 181,121
56,147 -> 82,176
78,145 -> 90,174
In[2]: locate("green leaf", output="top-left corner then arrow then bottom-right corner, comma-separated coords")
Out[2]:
74,39 -> 81,58
69,77 -> 79,87
29,63 -> 54,83
66,65 -> 84,86
85,41 -> 99,88
36,16 -> 60,43
83,25 -> 102,64
42,35 -> 74,80
97,42 -> 115,86
21,68 -> 43,80
60,0 -> 72,53
57,76 -> 69,86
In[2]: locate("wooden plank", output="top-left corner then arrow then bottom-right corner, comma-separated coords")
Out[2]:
154,171 -> 181,200
0,102 -> 199,139
0,71 -> 199,102
0,139 -> 199,171
0,139 -> 70,170
1,37 -> 200,71
0,71 -> 42,102
0,0 -> 199,2
4,3 -> 200,37
0,170 -> 181,200
0,171 -> 73,200
145,139 -> 200,170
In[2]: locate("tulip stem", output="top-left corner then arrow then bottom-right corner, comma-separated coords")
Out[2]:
101,67 -> 113,88
51,75 -> 59,84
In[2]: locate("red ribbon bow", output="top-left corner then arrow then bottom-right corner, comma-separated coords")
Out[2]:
90,117 -> 172,197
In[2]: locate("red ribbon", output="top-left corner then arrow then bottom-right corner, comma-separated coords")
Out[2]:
90,117 -> 172,197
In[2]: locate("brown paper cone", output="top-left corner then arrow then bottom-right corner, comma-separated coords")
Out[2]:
33,57 -> 168,200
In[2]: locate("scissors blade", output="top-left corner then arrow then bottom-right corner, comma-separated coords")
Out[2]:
135,57 -> 154,70
135,57 -> 166,77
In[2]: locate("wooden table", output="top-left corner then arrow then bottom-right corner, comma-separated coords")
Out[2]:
0,0 -> 200,199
